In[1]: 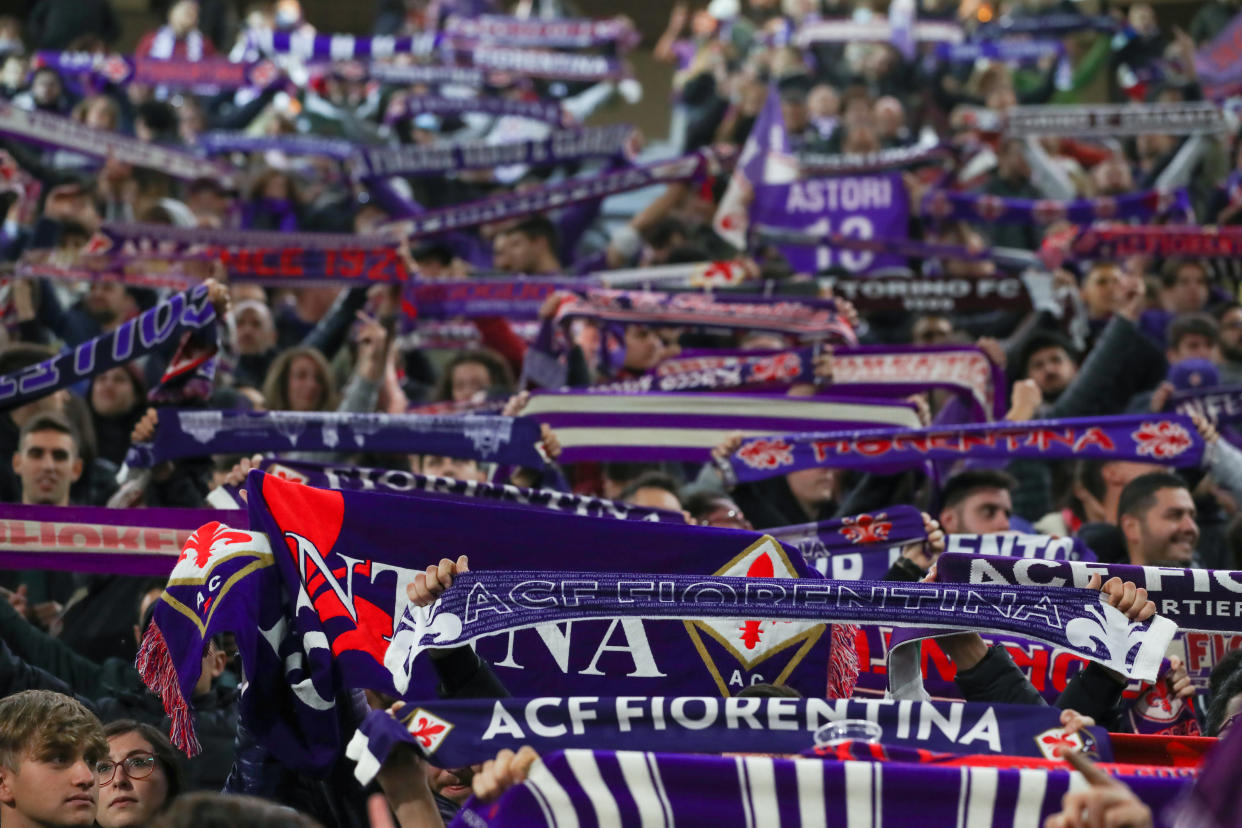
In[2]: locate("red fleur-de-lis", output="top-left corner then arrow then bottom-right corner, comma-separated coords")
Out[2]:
1132,421 -> 1193,459
178,522 -> 253,569
410,717 -> 446,748
839,514 -> 892,545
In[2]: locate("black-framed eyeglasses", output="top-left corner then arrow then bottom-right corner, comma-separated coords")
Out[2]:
96,754 -> 157,785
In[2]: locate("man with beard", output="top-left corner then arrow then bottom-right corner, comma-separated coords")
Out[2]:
1016,331 -> 1079,405
1213,302 -> 1242,385
1118,472 -> 1201,567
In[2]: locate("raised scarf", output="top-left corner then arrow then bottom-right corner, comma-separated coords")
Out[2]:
384,94 -> 565,126
722,415 -> 1205,484
346,696 -> 1113,784
0,283 -> 217,411
0,101 -> 234,185
441,14 -> 640,50
921,187 -> 1189,225
126,410 -> 547,468
1005,103 -> 1226,137
522,390 -> 922,463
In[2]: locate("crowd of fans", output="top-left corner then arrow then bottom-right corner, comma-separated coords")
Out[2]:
0,0 -> 1238,825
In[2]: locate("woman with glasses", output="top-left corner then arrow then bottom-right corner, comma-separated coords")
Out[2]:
95,720 -> 185,828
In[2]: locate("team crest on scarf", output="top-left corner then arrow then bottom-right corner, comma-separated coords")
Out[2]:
399,707 -> 454,755
1034,726 -> 1098,760
736,438 -> 795,470
751,352 -> 804,383
1132,420 -> 1194,459
163,522 -> 272,633
684,537 -> 826,696
839,513 -> 892,545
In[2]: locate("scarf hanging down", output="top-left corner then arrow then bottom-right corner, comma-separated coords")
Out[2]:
445,747 -> 1191,828
0,283 -> 218,411
351,124 -> 633,179
521,391 -> 923,463
721,414 -> 1205,484
379,147 -> 733,239
386,570 -> 1176,697
345,696 -> 1114,784
0,102 -> 234,185
211,457 -> 684,523
126,410 -> 547,468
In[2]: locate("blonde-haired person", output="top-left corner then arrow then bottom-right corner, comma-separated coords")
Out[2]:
0,690 -> 107,828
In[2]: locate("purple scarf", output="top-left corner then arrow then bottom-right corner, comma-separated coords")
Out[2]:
722,415 -> 1205,484
796,142 -> 955,176
823,271 -> 1032,315
262,30 -> 437,59
352,124 -> 632,179
198,131 -> 357,160
140,472 -> 854,768
389,570 -> 1176,695
771,505 -> 929,579
936,40 -> 1065,63
523,391 -> 922,463
95,220 -> 393,254
0,504 -> 241,576
921,187 -> 1188,225
126,410 -> 547,468
384,94 -> 564,126
462,47 -> 625,80
1074,226 -> 1242,259
381,147 -> 731,239
752,224 -> 1042,272
442,14 -> 640,50
212,457 -> 683,523
0,102 -> 234,185
345,695 -> 1113,784
0,283 -> 217,410
363,62 -> 486,87
445,747 -> 1189,828
555,290 -> 856,342
35,52 -> 282,93
1005,103 -> 1225,137
1169,385 -> 1242,426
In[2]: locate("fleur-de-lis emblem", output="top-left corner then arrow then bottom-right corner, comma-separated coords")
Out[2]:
1094,197 -> 1118,219
400,708 -> 454,755
736,438 -> 794,470
839,513 -> 892,545
752,353 -> 803,383
178,522 -> 254,570
410,716 -> 446,748
976,195 -> 1006,221
1065,602 -> 1147,670
1132,421 -> 1194,459
1033,200 -> 1065,224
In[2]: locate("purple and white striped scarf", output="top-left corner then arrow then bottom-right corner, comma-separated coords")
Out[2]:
382,148 -> 730,239
210,457 -> 683,523
461,46 -> 626,80
257,30 -> 438,60
0,283 -> 217,410
0,102 -> 235,185
722,415 -> 1205,484
1005,103 -> 1226,137
362,62 -> 485,87
522,391 -> 922,463
345,696 -> 1113,783
384,94 -> 564,126
796,142 -> 955,176
352,124 -> 632,179
446,747 -> 1189,828
126,410 -> 546,468
386,570 -> 1176,696
555,289 -> 855,342
794,18 -> 964,46
921,187 -> 1189,225
442,14 -> 640,50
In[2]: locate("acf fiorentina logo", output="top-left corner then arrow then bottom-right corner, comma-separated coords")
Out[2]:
839,513 -> 892,545
248,60 -> 279,88
1132,421 -> 1194,459
751,353 -> 803,384
975,195 -> 1007,222
400,707 -> 454,755
266,463 -> 309,485
166,522 -> 272,630
685,537 -> 825,696
1094,196 -> 1118,220
99,56 -> 131,85
737,438 -> 794,470
1132,678 -> 1181,724
1034,727 -> 1094,760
